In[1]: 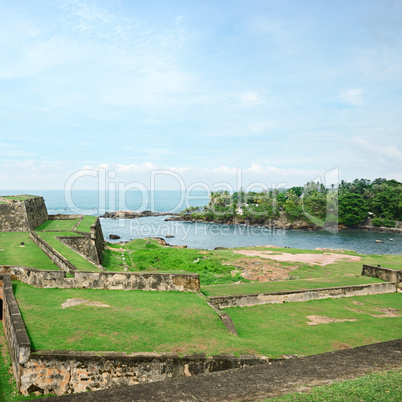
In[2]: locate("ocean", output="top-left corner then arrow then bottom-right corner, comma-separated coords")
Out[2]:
2,190 -> 402,254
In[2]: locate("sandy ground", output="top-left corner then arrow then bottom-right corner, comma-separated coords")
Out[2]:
306,315 -> 357,325
62,298 -> 111,309
226,257 -> 299,281
234,250 -> 361,265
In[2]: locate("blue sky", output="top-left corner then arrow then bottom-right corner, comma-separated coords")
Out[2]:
1,0 -> 402,190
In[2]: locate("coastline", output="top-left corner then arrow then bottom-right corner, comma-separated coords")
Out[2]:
99,210 -> 402,235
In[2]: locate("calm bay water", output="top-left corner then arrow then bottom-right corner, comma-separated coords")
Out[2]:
2,190 -> 401,254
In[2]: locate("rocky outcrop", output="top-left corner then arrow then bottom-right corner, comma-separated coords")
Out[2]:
165,214 -> 321,230
101,211 -> 178,219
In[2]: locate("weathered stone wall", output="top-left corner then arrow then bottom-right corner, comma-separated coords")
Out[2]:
91,217 -> 104,264
362,264 -> 402,283
48,214 -> 84,220
24,197 -> 48,230
0,197 -> 47,232
19,351 -> 266,396
48,215 -> 104,264
58,236 -> 100,265
0,202 -> 30,232
29,232 -> 78,273
0,266 -> 201,292
1,275 -> 31,390
0,273 -> 260,397
208,282 -> 397,309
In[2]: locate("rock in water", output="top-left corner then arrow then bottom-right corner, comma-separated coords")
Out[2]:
109,234 -> 121,240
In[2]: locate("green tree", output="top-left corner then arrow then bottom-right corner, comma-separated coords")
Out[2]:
339,192 -> 368,226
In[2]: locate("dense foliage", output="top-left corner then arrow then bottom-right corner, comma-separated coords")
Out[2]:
180,178 -> 402,228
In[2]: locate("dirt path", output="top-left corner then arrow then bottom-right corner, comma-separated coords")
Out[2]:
234,250 -> 361,265
52,339 -> 402,401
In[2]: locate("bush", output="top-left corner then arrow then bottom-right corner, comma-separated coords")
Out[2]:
372,217 -> 383,227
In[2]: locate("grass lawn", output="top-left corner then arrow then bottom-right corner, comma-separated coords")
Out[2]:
14,283 -> 246,355
202,276 -> 384,297
36,219 -> 80,231
102,239 -> 245,285
270,368 -> 402,401
13,283 -> 402,358
0,195 -> 36,202
35,232 -> 99,271
225,293 -> 402,358
102,240 -> 400,291
76,215 -> 97,233
0,233 -> 58,270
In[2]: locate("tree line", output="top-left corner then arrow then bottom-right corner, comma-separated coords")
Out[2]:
180,178 -> 402,228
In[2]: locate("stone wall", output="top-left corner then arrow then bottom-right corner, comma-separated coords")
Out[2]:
24,197 -> 48,230
0,266 -> 201,292
208,282 -> 397,309
19,351 -> 267,396
1,274 -> 31,390
48,214 -> 84,220
0,196 -> 47,232
362,264 -> 402,283
91,218 -> 104,264
0,273 -> 261,397
49,216 -> 104,265
58,236 -> 100,265
29,231 -> 78,273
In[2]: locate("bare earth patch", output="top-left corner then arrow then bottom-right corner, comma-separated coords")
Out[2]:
344,306 -> 400,318
234,250 -> 361,265
61,298 -> 111,309
224,258 -> 299,281
306,315 -> 357,325
332,341 -> 353,350
372,308 -> 400,318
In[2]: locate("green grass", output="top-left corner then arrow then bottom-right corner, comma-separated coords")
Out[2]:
269,368 -> 402,401
0,195 -> 36,202
102,239 -> 245,285
35,232 -> 99,271
0,325 -> 53,401
13,283 -> 402,359
36,219 -> 80,231
0,233 -> 58,270
225,293 -> 402,358
202,276 -> 384,297
76,215 -> 97,233
13,283 -> 245,355
102,240 -> 402,289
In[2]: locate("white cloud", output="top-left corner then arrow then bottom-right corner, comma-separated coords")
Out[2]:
351,137 -> 402,160
248,121 -> 276,133
339,88 -> 365,106
0,160 -> 327,190
239,91 -> 265,106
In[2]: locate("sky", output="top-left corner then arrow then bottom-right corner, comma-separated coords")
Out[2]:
1,0 -> 402,191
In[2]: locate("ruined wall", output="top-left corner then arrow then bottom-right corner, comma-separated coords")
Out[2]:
208,282 -> 397,309
1,275 -> 31,390
29,232 -> 77,273
362,264 -> 402,283
19,351 -> 266,396
0,197 -> 47,232
0,266 -> 201,292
